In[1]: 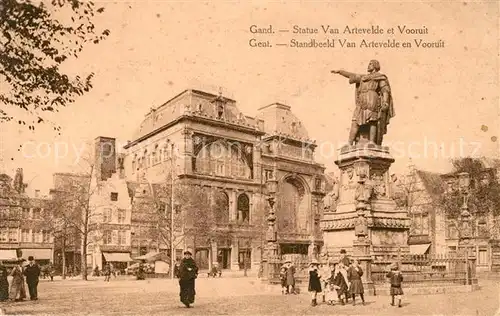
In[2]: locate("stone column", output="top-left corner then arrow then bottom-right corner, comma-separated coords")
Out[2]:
231,238 -> 239,271
230,190 -> 237,222
210,240 -> 218,271
353,172 -> 374,294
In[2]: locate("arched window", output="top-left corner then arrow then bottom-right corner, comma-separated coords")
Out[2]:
278,177 -> 308,233
213,191 -> 230,223
143,150 -> 148,168
237,194 -> 250,224
195,141 -> 251,179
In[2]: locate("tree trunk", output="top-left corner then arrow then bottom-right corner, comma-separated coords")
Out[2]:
81,211 -> 89,281
62,232 -> 66,280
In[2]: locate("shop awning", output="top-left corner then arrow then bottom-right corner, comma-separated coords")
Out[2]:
409,244 -> 431,255
21,249 -> 52,260
103,252 -> 133,262
134,251 -> 169,262
0,249 -> 17,261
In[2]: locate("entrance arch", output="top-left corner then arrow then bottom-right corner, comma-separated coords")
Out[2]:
277,176 -> 309,233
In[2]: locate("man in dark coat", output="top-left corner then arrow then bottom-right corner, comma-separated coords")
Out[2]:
178,250 -> 198,308
23,256 -> 41,300
0,261 -> 8,301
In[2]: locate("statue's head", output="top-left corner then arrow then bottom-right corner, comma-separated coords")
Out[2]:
367,60 -> 381,72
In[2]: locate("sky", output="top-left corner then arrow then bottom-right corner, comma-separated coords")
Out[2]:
0,1 -> 499,196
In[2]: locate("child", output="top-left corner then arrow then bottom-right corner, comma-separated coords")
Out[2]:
386,263 -> 404,308
324,262 -> 336,305
279,265 -> 288,295
308,259 -> 322,306
347,259 -> 365,306
331,262 -> 349,305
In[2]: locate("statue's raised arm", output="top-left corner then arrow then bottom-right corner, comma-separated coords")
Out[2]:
330,60 -> 395,146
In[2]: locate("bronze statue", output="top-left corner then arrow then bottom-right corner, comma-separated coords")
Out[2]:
331,60 -> 395,145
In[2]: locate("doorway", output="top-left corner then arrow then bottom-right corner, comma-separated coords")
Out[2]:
217,248 -> 231,269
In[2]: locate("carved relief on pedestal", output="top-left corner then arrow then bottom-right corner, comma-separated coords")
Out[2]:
341,166 -> 355,191
370,169 -> 387,199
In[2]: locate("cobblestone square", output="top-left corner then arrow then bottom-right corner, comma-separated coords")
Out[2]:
0,277 -> 498,315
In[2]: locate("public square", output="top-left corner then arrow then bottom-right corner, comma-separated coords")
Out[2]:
0,276 -> 498,315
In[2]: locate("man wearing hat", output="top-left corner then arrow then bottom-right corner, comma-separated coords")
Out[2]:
178,250 -> 198,308
284,259 -> 296,295
23,256 -> 40,301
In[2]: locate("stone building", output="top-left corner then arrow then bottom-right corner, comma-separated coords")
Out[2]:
0,169 -> 54,265
117,89 -> 326,271
89,138 -> 133,272
395,160 -> 500,272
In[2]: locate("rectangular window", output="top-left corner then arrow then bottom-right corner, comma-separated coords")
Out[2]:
112,230 -> 118,245
22,208 -> 30,218
8,228 -> 18,242
110,192 -> 118,201
33,208 -> 41,219
117,209 -> 126,224
478,249 -> 488,265
32,230 -> 42,243
118,231 -> 126,245
42,230 -> 51,243
21,229 -> 30,242
103,208 -> 112,223
103,231 -> 112,244
0,230 -> 7,242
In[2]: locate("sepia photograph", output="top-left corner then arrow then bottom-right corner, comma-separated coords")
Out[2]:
0,1 -> 499,315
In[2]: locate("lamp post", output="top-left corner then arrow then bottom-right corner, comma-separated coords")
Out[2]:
170,142 -> 175,280
263,178 -> 279,281
458,172 -> 473,285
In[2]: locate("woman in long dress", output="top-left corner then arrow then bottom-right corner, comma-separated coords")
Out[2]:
0,261 -> 9,301
331,262 -> 349,305
347,259 -> 365,305
9,260 -> 26,301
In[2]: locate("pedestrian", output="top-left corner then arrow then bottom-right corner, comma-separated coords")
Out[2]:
324,262 -> 337,305
9,259 -> 26,302
285,260 -> 296,294
347,259 -> 365,306
136,263 -> 146,280
23,256 -> 41,301
103,263 -> 111,282
308,259 -> 322,307
48,263 -> 54,281
0,261 -> 8,302
386,263 -> 404,308
178,250 -> 198,308
331,262 -> 349,305
279,263 -> 288,294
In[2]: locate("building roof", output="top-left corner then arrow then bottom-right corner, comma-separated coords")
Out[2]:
129,89 -> 263,145
256,103 -> 311,141
415,169 -> 445,197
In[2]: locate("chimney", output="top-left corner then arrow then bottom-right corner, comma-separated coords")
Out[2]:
34,190 -> 40,198
94,136 -> 117,182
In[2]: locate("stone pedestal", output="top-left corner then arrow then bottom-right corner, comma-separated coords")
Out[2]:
321,144 -> 411,266
353,237 -> 374,294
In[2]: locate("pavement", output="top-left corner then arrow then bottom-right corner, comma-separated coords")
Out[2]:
0,276 -> 498,315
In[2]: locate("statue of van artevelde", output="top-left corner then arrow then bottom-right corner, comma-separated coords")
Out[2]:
331,60 -> 395,146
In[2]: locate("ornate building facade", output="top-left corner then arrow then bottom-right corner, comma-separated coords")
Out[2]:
0,169 -> 54,266
119,89 -> 326,271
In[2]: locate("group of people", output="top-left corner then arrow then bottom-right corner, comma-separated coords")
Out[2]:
306,249 -> 404,308
0,256 -> 41,303
279,260 -> 296,294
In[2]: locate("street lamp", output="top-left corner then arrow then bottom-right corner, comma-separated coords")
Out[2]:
458,172 -> 473,285
261,178 -> 279,281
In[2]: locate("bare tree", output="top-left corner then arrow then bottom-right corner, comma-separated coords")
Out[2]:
50,156 -> 105,280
